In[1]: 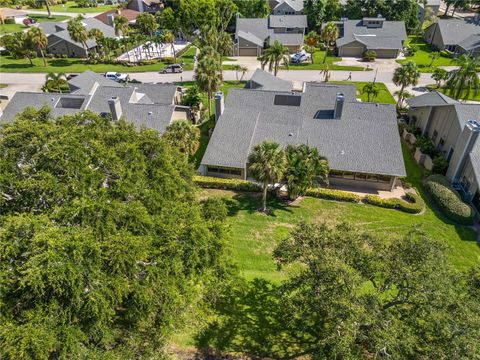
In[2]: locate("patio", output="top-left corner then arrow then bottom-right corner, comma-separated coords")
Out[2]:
117,41 -> 189,63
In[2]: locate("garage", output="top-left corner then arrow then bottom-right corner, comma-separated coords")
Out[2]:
238,47 -> 259,56
339,46 -> 365,57
373,49 -> 399,58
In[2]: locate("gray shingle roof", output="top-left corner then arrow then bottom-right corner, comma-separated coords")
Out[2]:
247,69 -> 293,91
335,19 -> 407,50
201,83 -> 406,177
407,91 -> 458,108
432,19 -> 480,47
269,15 -> 307,28
1,77 -> 177,134
68,70 -> 121,94
457,33 -> 480,52
273,0 -> 304,12
455,103 -> 480,128
270,32 -> 304,45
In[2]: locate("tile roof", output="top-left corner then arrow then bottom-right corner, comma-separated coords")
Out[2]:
201,83 -> 406,177
94,8 -> 140,25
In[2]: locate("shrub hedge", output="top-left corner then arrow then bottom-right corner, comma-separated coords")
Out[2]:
193,175 -> 262,192
424,175 -> 474,224
306,188 -> 361,203
364,192 -> 425,214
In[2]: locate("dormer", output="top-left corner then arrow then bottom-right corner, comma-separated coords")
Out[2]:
362,15 -> 385,28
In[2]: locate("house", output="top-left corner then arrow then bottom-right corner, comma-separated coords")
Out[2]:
126,0 -> 164,13
407,92 -> 480,208
38,18 -> 116,58
424,19 -> 480,56
200,80 -> 406,192
269,0 -> 304,15
418,0 -> 440,22
0,7 -> 27,24
0,71 -> 191,132
245,68 -> 293,91
234,15 -> 307,56
94,8 -> 140,26
331,17 -> 407,58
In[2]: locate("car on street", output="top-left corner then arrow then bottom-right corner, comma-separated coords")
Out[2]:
160,64 -> 183,74
104,72 -> 130,82
290,50 -> 311,64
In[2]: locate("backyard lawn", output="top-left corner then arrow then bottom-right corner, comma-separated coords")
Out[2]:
332,81 -> 396,104
0,14 -> 69,35
197,143 -> 479,282
25,1 -> 116,13
397,36 -> 456,72
0,47 -> 196,73
286,49 -> 368,71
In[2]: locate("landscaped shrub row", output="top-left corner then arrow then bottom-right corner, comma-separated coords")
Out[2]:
193,175 -> 262,192
305,188 -> 361,203
424,175 -> 474,224
364,192 -> 425,214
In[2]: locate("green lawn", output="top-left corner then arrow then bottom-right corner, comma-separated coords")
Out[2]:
427,84 -> 480,101
25,1 -> 116,13
286,49 -> 369,71
0,84 -> 7,89
198,143 -> 479,282
332,81 -> 396,104
0,14 -> 70,35
397,36 -> 456,72
0,49 -> 196,73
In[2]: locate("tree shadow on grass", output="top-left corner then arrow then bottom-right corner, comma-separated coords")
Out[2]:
224,193 -> 294,218
194,278 -> 302,359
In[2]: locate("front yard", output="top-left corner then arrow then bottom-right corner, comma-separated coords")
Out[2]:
285,49 -> 368,71
427,84 -> 480,101
24,1 -> 117,13
397,36 -> 456,72
0,14 -> 70,35
332,81 -> 396,104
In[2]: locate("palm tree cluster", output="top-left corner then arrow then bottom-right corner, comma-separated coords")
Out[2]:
0,27 -> 48,67
248,141 -> 329,212
259,40 -> 290,76
445,54 -> 480,100
195,46 -> 223,118
393,60 -> 420,110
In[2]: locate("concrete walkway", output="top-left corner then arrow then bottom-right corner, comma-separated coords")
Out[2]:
25,9 -> 102,18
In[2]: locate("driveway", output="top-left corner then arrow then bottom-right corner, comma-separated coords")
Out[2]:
223,56 -> 260,71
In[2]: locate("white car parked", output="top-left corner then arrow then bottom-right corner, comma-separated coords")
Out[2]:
290,50 -> 312,64
104,72 -> 130,82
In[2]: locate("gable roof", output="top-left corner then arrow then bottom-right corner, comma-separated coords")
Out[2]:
430,19 -> 480,47
335,19 -> 407,50
201,83 -> 406,177
407,91 -> 458,108
68,70 -> 122,95
273,0 -> 304,12
94,8 -> 140,25
247,69 -> 293,91
269,14 -> 307,28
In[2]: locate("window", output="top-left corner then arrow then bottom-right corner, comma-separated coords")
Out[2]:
207,166 -> 241,176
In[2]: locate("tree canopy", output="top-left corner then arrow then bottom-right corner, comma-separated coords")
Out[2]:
0,108 -> 228,359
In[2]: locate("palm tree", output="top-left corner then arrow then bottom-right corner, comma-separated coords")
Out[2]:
320,64 -> 331,82
432,68 -> 448,88
362,82 -> 379,102
217,31 -> 233,57
321,21 -> 339,63
446,54 -> 480,101
392,60 -> 420,110
162,30 -> 176,62
67,16 -> 89,57
44,0 -> 52,18
113,15 -> 129,37
195,55 -> 223,118
394,90 -> 413,109
163,120 -> 201,156
233,64 -> 248,84
248,141 -> 287,213
88,28 -> 104,57
259,40 -> 289,76
45,72 -> 67,93
305,31 -> 319,47
27,27 -> 48,66
304,45 -> 316,64
428,51 -> 440,67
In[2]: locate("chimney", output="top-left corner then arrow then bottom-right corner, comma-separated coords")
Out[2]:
108,97 -> 122,121
107,13 -> 114,27
446,119 -> 480,182
334,93 -> 345,119
214,91 -> 224,122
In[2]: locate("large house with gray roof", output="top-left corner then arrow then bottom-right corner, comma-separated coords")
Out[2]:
200,79 -> 406,192
234,15 -> 307,56
407,92 -> 480,210
245,69 -> 293,92
331,17 -> 407,58
0,71 -> 190,133
269,0 -> 304,15
38,18 -> 116,58
424,19 -> 480,56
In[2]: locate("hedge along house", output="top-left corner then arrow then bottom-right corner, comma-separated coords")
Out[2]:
234,15 -> 307,56
200,80 -> 406,192
329,17 -> 407,58
407,92 -> 480,208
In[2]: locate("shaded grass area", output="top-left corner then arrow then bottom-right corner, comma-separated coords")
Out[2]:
332,81 -> 396,104
0,14 -> 69,35
0,49 -> 195,73
286,49 -> 368,71
426,84 -> 480,101
25,1 -> 116,13
397,35 -> 456,72
0,84 -> 7,88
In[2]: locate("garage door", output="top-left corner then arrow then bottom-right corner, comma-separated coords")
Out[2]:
239,47 -> 258,56
374,49 -> 398,58
340,46 -> 364,57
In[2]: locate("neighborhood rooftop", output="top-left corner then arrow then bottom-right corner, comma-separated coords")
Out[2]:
201,83 -> 406,177
246,69 -> 293,92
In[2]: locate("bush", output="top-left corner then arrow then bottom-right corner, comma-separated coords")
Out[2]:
162,57 -> 175,64
407,45 -> 419,56
139,59 -> 158,66
193,175 -> 261,192
424,175 -> 474,224
364,192 -> 425,214
306,187 -> 361,203
415,136 -> 438,157
432,156 -> 448,175
363,50 -> 377,62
